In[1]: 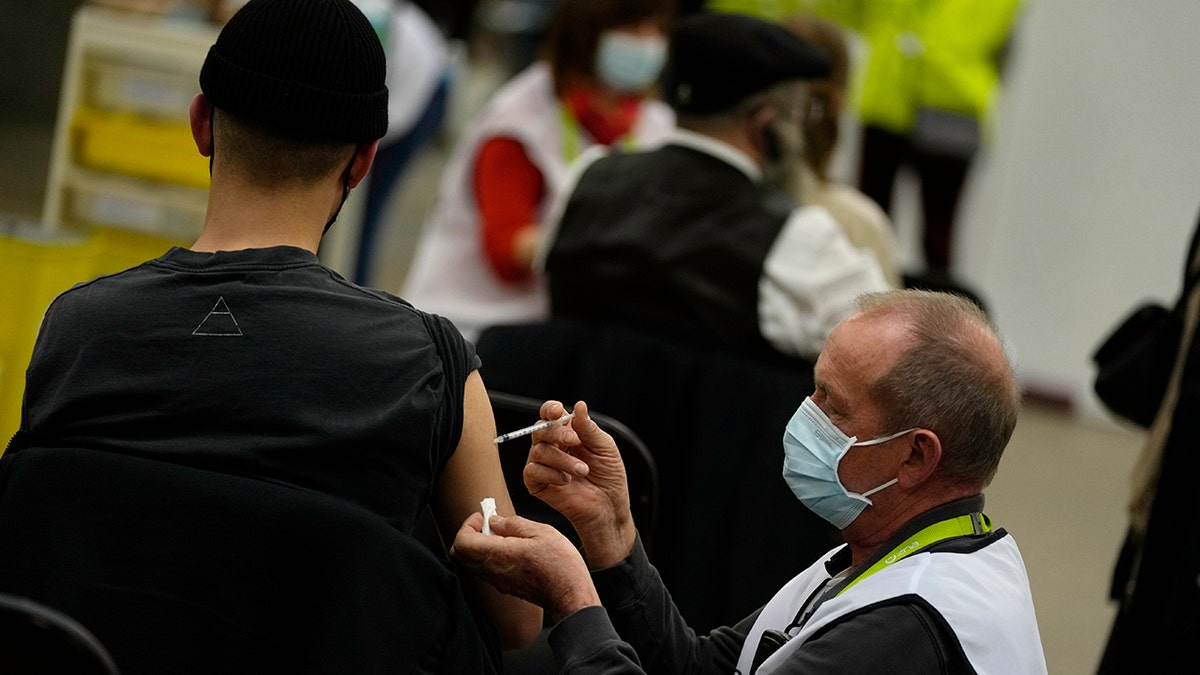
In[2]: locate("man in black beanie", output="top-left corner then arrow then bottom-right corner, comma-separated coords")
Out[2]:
11,0 -> 541,660
543,12 -> 890,364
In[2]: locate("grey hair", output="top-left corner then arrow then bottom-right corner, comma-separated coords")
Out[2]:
857,289 -> 1021,487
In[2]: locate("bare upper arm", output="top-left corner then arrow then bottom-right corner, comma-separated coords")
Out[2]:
431,370 -> 517,541
432,369 -> 544,646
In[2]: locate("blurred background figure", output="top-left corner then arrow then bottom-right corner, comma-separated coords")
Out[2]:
472,0 -> 559,77
410,0 -> 485,48
353,0 -> 455,287
799,0 -> 1022,277
542,11 -> 888,363
708,0 -> 1021,279
784,12 -> 902,288
1096,207 -> 1200,673
401,0 -> 676,341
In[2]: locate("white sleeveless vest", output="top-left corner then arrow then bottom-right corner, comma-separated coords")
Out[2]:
402,62 -> 674,341
735,533 -> 1048,675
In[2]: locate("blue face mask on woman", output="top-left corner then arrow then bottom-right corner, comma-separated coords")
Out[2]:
595,31 -> 668,93
782,397 -> 915,529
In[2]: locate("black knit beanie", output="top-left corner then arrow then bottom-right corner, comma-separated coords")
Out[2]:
199,0 -> 388,142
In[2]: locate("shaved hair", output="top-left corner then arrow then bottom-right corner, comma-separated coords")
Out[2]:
213,109 -> 358,189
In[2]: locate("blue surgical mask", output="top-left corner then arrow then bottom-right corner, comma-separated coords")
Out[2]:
595,31 -> 667,93
782,397 -> 915,529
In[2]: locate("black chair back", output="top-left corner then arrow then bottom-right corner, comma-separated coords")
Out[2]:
0,593 -> 120,675
0,447 -> 498,675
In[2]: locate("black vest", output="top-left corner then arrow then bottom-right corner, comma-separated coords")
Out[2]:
547,144 -> 794,357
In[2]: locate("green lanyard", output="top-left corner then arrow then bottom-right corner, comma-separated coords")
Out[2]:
558,104 -> 637,164
837,512 -> 992,597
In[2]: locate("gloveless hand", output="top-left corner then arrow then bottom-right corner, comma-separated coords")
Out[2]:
524,400 -> 636,570
450,512 -> 599,620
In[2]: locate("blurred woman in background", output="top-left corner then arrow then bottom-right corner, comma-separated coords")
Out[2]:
402,0 -> 676,341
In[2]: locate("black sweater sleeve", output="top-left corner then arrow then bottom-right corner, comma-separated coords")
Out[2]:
587,535 -> 756,674
549,606 -> 644,674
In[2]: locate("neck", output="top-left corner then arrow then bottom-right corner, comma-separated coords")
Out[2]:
191,172 -> 344,254
841,484 -> 982,568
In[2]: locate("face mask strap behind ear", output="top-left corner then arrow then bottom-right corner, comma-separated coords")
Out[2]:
852,427 -> 918,448
849,428 -> 917,503
849,425 -> 912,499
323,144 -> 362,235
859,477 -> 899,499
208,106 -> 216,175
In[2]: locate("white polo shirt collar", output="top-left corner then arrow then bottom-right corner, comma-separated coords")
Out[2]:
668,128 -> 763,183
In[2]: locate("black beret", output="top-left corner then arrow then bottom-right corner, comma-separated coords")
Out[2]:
200,0 -> 388,142
663,12 -> 831,115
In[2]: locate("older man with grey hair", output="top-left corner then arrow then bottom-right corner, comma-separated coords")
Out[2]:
451,289 -> 1047,674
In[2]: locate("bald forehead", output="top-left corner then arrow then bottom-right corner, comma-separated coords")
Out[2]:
837,311 -> 911,370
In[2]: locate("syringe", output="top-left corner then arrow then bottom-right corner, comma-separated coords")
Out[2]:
492,412 -> 575,444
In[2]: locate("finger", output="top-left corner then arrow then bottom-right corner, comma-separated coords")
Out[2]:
490,516 -> 577,558
451,512 -> 486,552
568,401 -> 617,452
539,399 -> 568,421
449,515 -> 489,563
529,441 -> 589,476
534,425 -> 581,450
461,511 -> 485,532
486,514 -> 544,539
530,407 -> 581,446
524,459 -> 575,490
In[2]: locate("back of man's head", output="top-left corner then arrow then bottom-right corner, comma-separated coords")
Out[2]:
857,290 -> 1021,488
663,12 -> 829,122
199,0 -> 388,185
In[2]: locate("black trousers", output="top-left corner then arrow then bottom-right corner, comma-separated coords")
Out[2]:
858,124 -> 972,272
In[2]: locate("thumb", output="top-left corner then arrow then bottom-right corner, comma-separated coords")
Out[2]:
487,514 -> 542,539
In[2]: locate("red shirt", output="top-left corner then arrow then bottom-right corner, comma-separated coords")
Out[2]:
473,137 -> 544,283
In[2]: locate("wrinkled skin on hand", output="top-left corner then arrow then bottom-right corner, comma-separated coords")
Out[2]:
450,512 -> 599,619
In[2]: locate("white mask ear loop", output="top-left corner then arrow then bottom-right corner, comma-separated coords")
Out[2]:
860,477 -> 899,499
852,428 -> 917,447
850,428 -> 916,501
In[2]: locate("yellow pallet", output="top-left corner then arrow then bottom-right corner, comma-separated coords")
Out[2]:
0,226 -> 187,447
72,106 -> 210,190
92,225 -> 187,275
0,230 -> 98,445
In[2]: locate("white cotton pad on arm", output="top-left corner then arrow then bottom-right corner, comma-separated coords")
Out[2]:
481,497 -> 497,535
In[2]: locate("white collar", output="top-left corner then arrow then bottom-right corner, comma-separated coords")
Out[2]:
668,128 -> 763,182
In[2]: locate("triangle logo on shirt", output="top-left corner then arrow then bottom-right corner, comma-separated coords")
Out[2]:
193,297 -> 243,336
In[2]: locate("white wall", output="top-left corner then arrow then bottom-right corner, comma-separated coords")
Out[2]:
871,0 -> 1200,422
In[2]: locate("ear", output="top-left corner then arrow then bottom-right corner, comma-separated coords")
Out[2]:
347,140 -> 379,189
897,429 -> 942,488
190,93 -> 214,157
746,105 -> 778,159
